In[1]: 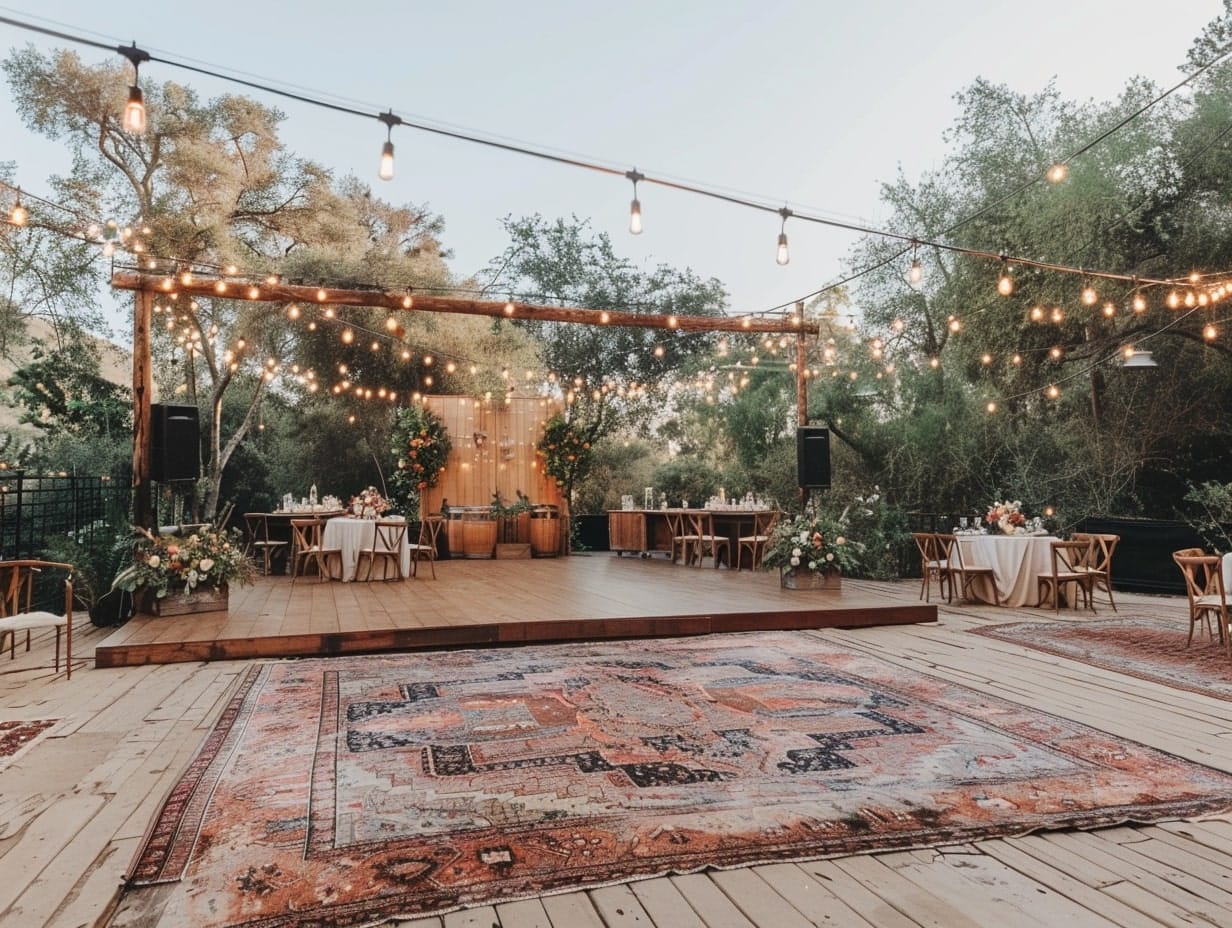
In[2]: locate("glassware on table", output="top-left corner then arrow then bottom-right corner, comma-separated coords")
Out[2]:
959,517 -> 969,530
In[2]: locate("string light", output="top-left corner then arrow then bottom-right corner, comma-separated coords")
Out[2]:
118,42 -> 150,135
775,207 -> 791,266
1132,292 -> 1147,313
626,169 -> 643,235
908,241 -> 923,288
1081,282 -> 1098,305
1047,162 -> 1069,183
997,256 -> 1013,296
9,189 -> 27,227
377,110 -> 401,181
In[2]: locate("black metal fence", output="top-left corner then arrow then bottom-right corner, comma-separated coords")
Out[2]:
0,470 -> 125,561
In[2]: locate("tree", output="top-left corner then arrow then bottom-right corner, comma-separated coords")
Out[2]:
3,48 -> 459,520
487,215 -> 728,508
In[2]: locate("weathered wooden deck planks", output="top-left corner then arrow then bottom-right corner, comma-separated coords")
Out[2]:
1,559 -> 1230,927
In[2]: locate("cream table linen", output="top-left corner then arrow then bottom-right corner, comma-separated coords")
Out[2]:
323,515 -> 411,582
955,535 -> 1056,607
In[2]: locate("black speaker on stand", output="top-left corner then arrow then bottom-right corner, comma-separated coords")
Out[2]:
150,403 -> 201,482
796,426 -> 831,490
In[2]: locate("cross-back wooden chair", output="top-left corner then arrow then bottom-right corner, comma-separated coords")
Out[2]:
244,512 -> 288,576
1037,538 -> 1097,613
408,515 -> 444,579
686,510 -> 730,568
0,560 -> 75,679
665,510 -> 695,565
911,532 -> 950,602
356,519 -> 409,581
736,510 -> 780,571
1072,532 -> 1120,611
935,534 -> 996,605
1172,550 -> 1230,655
289,518 -> 342,582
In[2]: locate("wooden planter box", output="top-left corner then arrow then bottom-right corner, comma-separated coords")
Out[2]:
495,542 -> 532,559
780,569 -> 841,591
139,583 -> 229,616
530,509 -> 561,557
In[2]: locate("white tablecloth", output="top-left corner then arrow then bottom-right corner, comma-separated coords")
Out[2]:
956,535 -> 1056,607
323,516 -> 411,582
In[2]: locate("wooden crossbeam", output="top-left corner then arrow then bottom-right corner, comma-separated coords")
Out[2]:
110,271 -> 808,335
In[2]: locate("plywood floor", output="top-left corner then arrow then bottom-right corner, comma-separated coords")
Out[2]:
2,565 -> 1231,928
94,554 -> 934,666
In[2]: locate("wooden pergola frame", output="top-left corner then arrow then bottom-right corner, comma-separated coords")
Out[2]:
113,271 -> 812,528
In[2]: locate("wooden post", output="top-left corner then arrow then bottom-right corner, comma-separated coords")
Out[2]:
796,302 -> 808,507
796,302 -> 808,427
132,290 -> 154,529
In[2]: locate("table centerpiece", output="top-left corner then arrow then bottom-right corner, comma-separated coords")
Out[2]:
985,500 -> 1028,535
350,486 -> 391,519
113,524 -> 255,616
762,514 -> 861,590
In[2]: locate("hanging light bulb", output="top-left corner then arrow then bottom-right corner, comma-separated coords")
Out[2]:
626,169 -> 643,235
117,42 -> 151,135
377,111 -> 401,181
1047,162 -> 1068,183
997,265 -> 1013,296
1081,282 -> 1097,305
907,240 -> 922,288
9,189 -> 27,227
775,207 -> 791,266
1132,292 -> 1147,313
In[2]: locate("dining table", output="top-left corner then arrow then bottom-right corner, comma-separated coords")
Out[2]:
323,515 -> 411,582
955,533 -> 1057,607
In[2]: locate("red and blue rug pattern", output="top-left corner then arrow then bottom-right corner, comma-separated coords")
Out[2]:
127,631 -> 1232,926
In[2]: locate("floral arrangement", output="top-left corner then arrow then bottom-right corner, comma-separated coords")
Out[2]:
112,525 -> 254,600
986,499 -> 1027,535
390,404 -> 452,516
762,513 -> 863,576
351,486 -> 391,517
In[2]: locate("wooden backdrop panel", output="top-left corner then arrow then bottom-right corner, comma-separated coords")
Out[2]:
422,395 -> 563,511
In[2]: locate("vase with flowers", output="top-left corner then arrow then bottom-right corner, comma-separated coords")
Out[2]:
762,514 -> 862,590
350,486 -> 391,519
985,500 -> 1028,535
112,525 -> 255,616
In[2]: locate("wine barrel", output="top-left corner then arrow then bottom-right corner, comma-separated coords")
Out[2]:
529,505 -> 560,557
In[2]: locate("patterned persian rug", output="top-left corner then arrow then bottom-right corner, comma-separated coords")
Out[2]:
0,719 -> 58,769
971,616 -> 1232,701
127,632 -> 1232,927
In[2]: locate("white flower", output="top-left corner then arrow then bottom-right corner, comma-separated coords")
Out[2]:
185,569 -> 199,587
835,536 -> 846,546
798,531 -> 809,543
199,557 -> 215,573
790,555 -> 800,567
147,554 -> 161,569
826,552 -> 835,561
189,534 -> 199,544
791,547 -> 803,558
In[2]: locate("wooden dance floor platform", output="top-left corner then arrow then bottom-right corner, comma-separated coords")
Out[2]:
93,554 -> 936,668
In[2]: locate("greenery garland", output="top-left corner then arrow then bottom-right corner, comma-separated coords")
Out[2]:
389,405 -> 452,516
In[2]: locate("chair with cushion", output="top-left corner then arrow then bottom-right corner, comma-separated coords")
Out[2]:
686,510 -> 730,568
1037,538 -> 1097,613
935,534 -> 996,605
1072,532 -> 1120,611
408,515 -> 443,579
244,512 -> 288,576
0,560 -> 75,679
355,519 -> 410,581
1172,550 -> 1230,654
289,518 -> 342,583
912,531 -> 950,602
737,510 -> 780,571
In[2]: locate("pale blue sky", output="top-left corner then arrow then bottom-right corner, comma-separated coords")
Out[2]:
0,1 -> 1224,333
